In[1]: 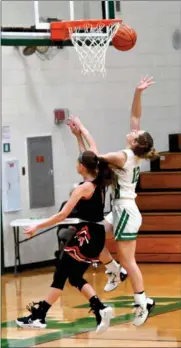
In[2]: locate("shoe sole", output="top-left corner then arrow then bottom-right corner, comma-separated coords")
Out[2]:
96,307 -> 113,334
16,320 -> 46,329
133,301 -> 156,327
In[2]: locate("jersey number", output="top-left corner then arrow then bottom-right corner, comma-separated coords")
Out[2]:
132,167 -> 140,184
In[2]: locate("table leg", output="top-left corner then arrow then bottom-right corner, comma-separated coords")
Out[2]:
13,227 -> 21,275
13,227 -> 18,275
16,227 -> 21,270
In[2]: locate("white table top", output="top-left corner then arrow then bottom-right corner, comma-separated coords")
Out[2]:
10,218 -> 82,228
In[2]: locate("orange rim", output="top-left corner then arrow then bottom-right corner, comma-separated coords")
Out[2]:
50,19 -> 122,41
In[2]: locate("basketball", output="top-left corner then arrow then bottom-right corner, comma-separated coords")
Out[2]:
112,24 -> 137,51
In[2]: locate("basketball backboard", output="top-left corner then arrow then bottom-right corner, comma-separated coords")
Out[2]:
1,1 -> 122,76
34,1 -> 117,30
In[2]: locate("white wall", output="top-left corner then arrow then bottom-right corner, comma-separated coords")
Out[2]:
2,1 -> 181,267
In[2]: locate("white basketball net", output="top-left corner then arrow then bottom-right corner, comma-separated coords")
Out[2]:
69,23 -> 120,77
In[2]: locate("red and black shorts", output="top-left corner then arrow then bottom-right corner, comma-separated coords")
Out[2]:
51,223 -> 105,290
64,223 -> 105,263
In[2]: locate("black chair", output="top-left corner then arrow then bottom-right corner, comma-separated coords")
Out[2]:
55,201 -> 79,259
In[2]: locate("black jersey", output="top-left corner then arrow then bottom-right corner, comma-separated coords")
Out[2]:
64,182 -> 105,263
76,182 -> 105,222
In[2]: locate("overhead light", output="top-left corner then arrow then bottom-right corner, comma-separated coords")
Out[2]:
36,46 -> 49,54
22,46 -> 50,56
23,46 -> 37,56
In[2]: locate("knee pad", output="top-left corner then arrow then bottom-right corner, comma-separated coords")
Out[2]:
69,277 -> 88,291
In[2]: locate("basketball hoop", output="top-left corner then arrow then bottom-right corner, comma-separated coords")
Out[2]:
50,19 -> 122,77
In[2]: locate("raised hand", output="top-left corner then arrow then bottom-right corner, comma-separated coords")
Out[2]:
67,117 -> 81,136
136,76 -> 155,91
70,117 -> 83,130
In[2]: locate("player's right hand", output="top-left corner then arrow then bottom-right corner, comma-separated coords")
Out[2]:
136,75 -> 155,91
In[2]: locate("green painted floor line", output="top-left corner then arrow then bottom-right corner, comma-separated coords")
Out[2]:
75,300 -> 134,309
1,321 -> 17,329
2,296 -> 180,328
75,296 -> 181,309
110,296 -> 181,302
1,301 -> 181,348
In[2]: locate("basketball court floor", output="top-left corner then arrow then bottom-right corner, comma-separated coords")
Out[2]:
2,264 -> 181,347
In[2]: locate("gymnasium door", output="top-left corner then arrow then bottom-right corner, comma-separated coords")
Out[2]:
27,136 -> 55,209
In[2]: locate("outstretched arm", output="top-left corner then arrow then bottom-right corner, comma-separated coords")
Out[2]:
24,182 -> 93,238
70,117 -> 98,155
71,118 -> 127,168
67,118 -> 87,153
101,151 -> 127,169
130,76 -> 155,131
76,134 -> 87,153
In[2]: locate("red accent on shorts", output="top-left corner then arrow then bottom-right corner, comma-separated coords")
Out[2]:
64,246 -> 99,264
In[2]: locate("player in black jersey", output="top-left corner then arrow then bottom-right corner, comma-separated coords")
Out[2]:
16,151 -> 116,333
68,118 -> 128,292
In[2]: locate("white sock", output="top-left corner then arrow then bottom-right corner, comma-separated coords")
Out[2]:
120,267 -> 127,275
105,259 -> 120,274
134,292 -> 147,310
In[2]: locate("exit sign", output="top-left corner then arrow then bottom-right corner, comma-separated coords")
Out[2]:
3,143 -> 11,153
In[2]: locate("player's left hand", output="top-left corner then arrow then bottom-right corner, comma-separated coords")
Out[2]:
67,117 -> 81,136
24,226 -> 38,238
137,76 -> 155,91
70,117 -> 83,130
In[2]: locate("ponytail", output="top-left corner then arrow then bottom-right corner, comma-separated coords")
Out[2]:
133,132 -> 159,161
77,150 -> 117,188
144,147 -> 159,161
95,157 -> 117,188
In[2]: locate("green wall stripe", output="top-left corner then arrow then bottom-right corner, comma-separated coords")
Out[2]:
1,38 -> 72,46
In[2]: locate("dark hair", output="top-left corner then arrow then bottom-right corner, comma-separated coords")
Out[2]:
133,132 -> 159,161
78,151 -> 116,187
